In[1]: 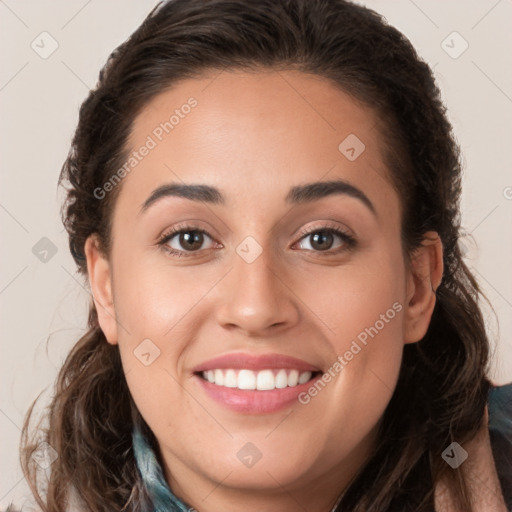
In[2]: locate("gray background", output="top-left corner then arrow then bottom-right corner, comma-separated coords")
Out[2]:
1,0 -> 511,508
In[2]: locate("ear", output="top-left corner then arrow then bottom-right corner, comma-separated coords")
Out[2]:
84,234 -> 118,345
403,231 -> 443,344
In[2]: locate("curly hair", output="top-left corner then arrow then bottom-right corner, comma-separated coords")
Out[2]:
20,0 -> 491,510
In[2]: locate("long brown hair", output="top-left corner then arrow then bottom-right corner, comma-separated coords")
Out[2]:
20,0 -> 492,510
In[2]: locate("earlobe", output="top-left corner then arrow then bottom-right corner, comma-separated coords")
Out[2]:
403,231 -> 443,344
84,234 -> 118,345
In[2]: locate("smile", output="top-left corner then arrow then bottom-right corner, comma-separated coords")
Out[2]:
192,352 -> 323,413
199,368 -> 318,390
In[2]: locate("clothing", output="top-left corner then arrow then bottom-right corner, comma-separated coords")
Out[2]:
488,383 -> 512,509
132,383 -> 512,511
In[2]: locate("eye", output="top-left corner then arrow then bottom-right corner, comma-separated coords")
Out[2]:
157,223 -> 356,258
293,225 -> 356,254
157,225 -> 218,257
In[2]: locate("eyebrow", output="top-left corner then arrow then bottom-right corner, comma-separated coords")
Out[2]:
139,179 -> 376,216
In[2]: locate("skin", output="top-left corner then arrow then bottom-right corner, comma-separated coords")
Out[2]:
85,69 -> 443,511
435,407 -> 508,511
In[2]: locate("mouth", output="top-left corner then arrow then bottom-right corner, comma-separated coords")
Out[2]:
191,353 -> 323,414
195,368 -> 322,391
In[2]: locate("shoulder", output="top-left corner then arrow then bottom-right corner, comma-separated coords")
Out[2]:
488,381 -> 512,435
435,384 -> 510,512
488,381 -> 512,510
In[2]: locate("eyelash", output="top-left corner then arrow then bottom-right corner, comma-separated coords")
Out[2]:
156,223 -> 357,258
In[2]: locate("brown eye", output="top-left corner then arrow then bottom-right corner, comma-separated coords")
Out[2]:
176,231 -> 205,251
295,227 -> 356,254
159,226 -> 216,256
308,230 -> 335,251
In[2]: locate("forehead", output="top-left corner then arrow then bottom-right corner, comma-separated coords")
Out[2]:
116,69 -> 397,220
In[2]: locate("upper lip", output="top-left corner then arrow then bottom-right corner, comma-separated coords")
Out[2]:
193,352 -> 321,373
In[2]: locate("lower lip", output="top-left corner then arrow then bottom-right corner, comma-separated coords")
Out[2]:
193,373 -> 321,414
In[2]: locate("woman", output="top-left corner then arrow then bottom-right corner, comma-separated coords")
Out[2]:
20,0 -> 512,510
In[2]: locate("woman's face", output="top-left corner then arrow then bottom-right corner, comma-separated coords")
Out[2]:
86,69 -> 437,508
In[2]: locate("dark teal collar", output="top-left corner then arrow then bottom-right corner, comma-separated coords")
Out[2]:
132,424 -> 192,511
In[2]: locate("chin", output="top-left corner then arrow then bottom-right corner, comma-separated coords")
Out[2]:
193,442 -> 318,491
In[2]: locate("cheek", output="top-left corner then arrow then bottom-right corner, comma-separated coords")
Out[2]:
110,256 -> 222,431
294,245 -> 405,355
302,305 -> 404,468
112,251 -> 216,345
298,248 -> 406,431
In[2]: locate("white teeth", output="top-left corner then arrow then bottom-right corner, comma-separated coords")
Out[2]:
200,368 -> 315,390
256,370 -> 275,391
214,369 -> 224,386
275,369 -> 288,389
298,371 -> 312,385
288,369 -> 299,387
224,369 -> 237,388
238,369 -> 256,389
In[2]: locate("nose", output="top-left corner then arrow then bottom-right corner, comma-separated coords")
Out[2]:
214,241 -> 300,337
